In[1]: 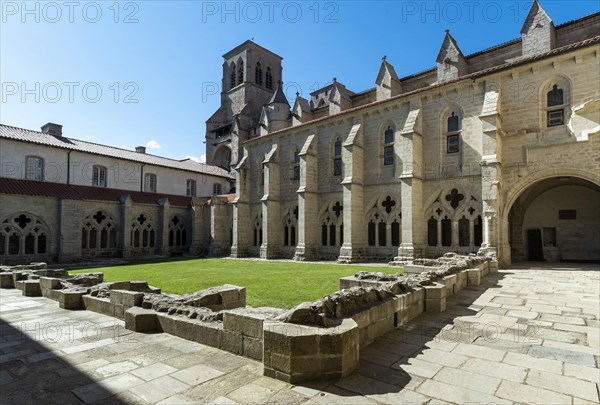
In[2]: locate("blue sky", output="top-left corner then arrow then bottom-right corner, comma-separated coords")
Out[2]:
1,1 -> 598,162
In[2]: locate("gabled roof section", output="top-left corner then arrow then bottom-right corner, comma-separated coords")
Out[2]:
375,57 -> 400,85
292,94 -> 310,113
436,30 -> 465,63
521,0 -> 553,34
0,124 -> 233,179
268,81 -> 290,105
222,40 -> 283,60
328,79 -> 352,102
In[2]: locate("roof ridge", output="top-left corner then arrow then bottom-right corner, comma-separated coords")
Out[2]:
245,35 -> 600,144
0,123 -> 233,179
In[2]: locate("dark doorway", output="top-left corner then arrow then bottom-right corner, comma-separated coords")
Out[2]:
527,229 -> 544,261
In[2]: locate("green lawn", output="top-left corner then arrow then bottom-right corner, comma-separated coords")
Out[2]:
70,258 -> 402,309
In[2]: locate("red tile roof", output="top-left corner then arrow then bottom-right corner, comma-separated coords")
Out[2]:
0,178 -> 197,207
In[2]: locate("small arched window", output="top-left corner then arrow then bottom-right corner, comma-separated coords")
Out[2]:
230,63 -> 237,89
447,111 -> 460,132
25,156 -> 44,181
266,67 -> 273,90
333,137 -> 342,176
546,84 -> 565,127
383,126 -> 394,166
92,165 -> 107,187
186,179 -> 196,196
213,183 -> 222,195
446,112 -> 460,154
255,62 -> 263,86
237,60 -> 244,86
293,148 -> 300,180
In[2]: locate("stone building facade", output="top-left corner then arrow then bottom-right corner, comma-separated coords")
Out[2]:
2,1 -> 598,267
0,123 -> 234,264
206,1 -> 600,266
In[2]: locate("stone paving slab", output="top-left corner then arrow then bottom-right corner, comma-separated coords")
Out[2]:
1,263 -> 599,404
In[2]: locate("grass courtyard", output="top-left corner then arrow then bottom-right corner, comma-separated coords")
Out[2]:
70,258 -> 402,309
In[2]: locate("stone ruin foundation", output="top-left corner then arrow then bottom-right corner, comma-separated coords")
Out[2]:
0,253 -> 497,383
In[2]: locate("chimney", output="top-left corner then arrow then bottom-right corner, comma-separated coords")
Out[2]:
41,122 -> 62,137
135,146 -> 146,154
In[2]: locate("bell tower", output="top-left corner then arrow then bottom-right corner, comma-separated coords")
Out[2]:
205,41 -> 284,170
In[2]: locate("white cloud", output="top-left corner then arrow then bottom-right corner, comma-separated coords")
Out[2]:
145,140 -> 161,149
183,154 -> 207,164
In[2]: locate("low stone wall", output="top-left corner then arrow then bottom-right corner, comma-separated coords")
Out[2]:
1,254 -> 498,384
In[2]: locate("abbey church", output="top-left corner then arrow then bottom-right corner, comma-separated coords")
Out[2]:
206,1 -> 600,266
1,1 -> 599,266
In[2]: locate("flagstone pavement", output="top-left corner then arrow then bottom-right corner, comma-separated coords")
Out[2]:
1,263 -> 598,404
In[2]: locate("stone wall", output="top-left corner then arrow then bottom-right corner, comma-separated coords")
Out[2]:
0,256 -> 497,383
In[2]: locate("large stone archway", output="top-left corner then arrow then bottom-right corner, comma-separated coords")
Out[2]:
503,175 -> 600,265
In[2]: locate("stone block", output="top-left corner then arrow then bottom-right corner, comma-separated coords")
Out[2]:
110,290 -> 124,305
423,283 -> 447,299
489,260 -> 498,273
108,281 -> 131,290
12,272 -> 26,285
83,295 -> 114,317
359,324 -> 375,347
220,285 -> 246,309
220,330 -> 244,355
58,290 -> 86,310
156,314 -> 222,348
455,272 -> 467,293
408,300 -> 424,321
351,309 -> 370,329
397,307 -> 411,326
22,280 -> 41,297
15,280 -> 24,291
339,276 -> 359,290
373,315 -> 395,339
128,281 -> 149,291
242,336 -> 263,360
466,269 -> 482,286
0,273 -> 15,289
222,310 -> 264,339
269,352 -> 291,374
46,289 -> 61,301
392,294 -> 406,312
148,286 -> 161,294
121,290 -> 144,307
441,274 -> 457,296
114,304 -> 125,319
290,334 -> 319,357
39,277 -> 61,291
425,298 -> 447,313
263,319 -> 359,384
290,356 -> 322,375
125,307 -> 159,332
481,262 -> 489,276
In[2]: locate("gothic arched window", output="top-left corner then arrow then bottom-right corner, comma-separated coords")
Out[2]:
237,60 -> 244,85
255,62 -> 263,86
293,148 -> 300,180
266,67 -> 273,90
547,84 -> 565,127
230,63 -> 236,89
333,137 -> 342,176
383,126 -> 394,166
446,112 -> 460,154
